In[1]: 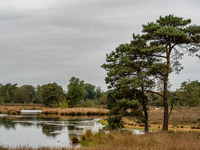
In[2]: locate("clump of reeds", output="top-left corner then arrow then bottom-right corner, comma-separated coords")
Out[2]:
7,108 -> 21,115
42,108 -> 60,115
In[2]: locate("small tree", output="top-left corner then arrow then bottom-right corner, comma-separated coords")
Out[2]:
60,98 -> 69,109
41,82 -> 64,108
84,83 -> 96,100
95,86 -> 104,99
20,85 -> 36,103
66,77 -> 85,107
15,90 -> 29,103
35,85 -> 42,103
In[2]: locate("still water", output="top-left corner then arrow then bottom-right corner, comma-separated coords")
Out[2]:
0,111 -> 105,148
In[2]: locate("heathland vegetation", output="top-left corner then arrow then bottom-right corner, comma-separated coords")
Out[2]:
1,14 -> 200,149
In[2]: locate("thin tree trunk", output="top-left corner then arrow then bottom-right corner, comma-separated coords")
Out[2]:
143,104 -> 149,132
162,78 -> 168,131
141,85 -> 149,132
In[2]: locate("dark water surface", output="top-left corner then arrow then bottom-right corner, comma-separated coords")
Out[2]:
0,112 -> 105,148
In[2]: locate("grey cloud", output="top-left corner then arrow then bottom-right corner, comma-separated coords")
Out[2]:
0,0 -> 200,91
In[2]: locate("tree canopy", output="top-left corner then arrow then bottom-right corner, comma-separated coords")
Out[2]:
66,77 -> 85,107
41,82 -> 64,108
102,34 -> 152,132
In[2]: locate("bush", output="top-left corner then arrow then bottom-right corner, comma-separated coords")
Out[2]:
85,130 -> 92,139
60,98 -> 69,109
71,136 -> 79,143
107,116 -> 124,129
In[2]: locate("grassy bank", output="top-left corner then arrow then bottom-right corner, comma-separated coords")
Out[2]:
0,105 -> 43,115
122,107 -> 200,131
0,106 -> 109,116
42,108 -> 109,116
79,130 -> 200,150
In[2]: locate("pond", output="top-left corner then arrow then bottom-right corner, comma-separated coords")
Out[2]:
0,111 -> 105,148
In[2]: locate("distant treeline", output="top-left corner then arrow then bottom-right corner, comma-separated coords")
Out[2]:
0,77 -> 105,107
149,80 -> 200,107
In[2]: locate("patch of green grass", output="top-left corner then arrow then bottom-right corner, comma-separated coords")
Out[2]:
79,141 -> 93,146
98,120 -> 109,126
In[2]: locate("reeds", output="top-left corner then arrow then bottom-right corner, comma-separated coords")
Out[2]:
0,106 -> 22,115
0,106 -> 43,114
42,108 -> 109,116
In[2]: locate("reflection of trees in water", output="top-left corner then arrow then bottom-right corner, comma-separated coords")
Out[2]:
0,117 -> 16,130
41,124 -> 62,137
67,125 -> 77,130
0,115 -> 94,139
0,116 -> 68,138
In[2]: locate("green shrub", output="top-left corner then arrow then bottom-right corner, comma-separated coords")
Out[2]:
60,98 -> 69,109
107,116 -> 124,129
81,135 -> 86,141
85,130 -> 92,139
71,136 -> 79,143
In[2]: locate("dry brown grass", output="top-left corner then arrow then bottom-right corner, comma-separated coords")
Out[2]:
2,131 -> 200,150
0,106 -> 109,116
0,105 -> 43,114
0,106 -> 22,114
42,108 -> 109,116
123,107 -> 200,131
79,130 -> 200,150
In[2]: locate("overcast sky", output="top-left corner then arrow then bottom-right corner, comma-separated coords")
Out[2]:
0,0 -> 200,92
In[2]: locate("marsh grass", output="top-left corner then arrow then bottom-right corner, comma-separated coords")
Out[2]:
0,105 -> 43,114
0,105 -> 109,116
0,106 -> 22,115
42,108 -> 109,116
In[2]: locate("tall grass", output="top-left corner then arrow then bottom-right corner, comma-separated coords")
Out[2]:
0,106 -> 109,116
42,108 -> 109,116
79,130 -> 200,150
2,131 -> 200,150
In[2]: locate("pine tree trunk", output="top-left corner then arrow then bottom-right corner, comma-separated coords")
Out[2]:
144,105 -> 149,132
162,78 -> 168,131
142,97 -> 149,132
141,85 -> 149,132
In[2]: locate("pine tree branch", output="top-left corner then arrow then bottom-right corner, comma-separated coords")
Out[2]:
150,54 -> 167,58
168,103 -> 173,119
142,90 -> 164,98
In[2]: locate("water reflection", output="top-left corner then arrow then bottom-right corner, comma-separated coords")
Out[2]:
0,116 -> 16,130
0,113 -> 104,148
